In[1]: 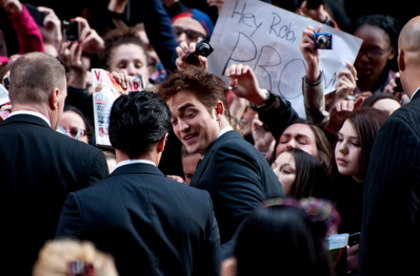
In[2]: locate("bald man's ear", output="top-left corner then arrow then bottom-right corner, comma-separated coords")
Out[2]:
398,49 -> 405,71
48,88 -> 60,110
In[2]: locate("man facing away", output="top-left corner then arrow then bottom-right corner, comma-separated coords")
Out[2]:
0,52 -> 109,275
157,67 -> 284,259
56,91 -> 221,276
359,16 -> 420,275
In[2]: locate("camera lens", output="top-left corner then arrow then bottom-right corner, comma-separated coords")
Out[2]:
317,35 -> 328,46
198,44 -> 211,57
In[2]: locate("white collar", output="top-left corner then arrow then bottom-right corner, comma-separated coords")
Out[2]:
216,125 -> 233,140
201,126 -> 234,159
7,110 -> 51,127
114,159 -> 156,171
410,87 -> 420,100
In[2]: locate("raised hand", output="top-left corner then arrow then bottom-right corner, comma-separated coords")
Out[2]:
225,63 -> 267,106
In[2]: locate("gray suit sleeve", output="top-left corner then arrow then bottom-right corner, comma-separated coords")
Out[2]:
55,192 -> 84,239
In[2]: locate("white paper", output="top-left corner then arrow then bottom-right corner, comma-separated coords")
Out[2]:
0,83 -> 10,106
208,0 -> 363,117
91,69 -> 144,147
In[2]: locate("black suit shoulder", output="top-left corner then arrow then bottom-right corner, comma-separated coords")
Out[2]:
57,164 -> 220,276
191,130 -> 283,253
0,115 -> 108,276
359,96 -> 420,275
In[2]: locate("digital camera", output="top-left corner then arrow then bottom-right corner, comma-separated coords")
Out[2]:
185,38 -> 214,67
314,33 -> 333,50
62,21 -> 81,42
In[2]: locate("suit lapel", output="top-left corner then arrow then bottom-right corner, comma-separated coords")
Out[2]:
190,130 -> 237,188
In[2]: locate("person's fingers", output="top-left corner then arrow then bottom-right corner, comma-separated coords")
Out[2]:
166,175 -> 184,183
302,28 -> 315,39
111,72 -> 122,85
335,102 -> 342,113
75,43 -> 82,64
346,62 -> 357,79
316,25 -> 322,33
175,58 -> 186,70
229,79 -> 239,92
348,100 -> 354,111
198,56 -> 208,70
252,117 -> 264,131
337,70 -> 352,80
242,65 -> 250,74
58,39 -> 66,54
189,42 -> 196,53
225,64 -> 237,77
176,46 -> 185,59
121,73 -> 128,88
37,6 -> 54,14
69,41 -> 78,64
236,64 -> 244,75
72,17 -> 91,41
79,28 -> 91,42
354,97 -> 364,109
179,41 -> 189,54
72,16 -> 88,29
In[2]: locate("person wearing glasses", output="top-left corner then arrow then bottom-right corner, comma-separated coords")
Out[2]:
352,14 -> 402,97
60,106 -> 93,144
138,0 -> 214,73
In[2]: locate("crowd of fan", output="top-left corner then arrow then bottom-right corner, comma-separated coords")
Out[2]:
1,0 -> 420,275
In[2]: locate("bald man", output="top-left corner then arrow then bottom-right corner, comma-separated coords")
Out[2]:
359,16 -> 420,275
0,52 -> 108,275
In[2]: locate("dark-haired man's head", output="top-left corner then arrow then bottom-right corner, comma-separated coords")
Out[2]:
157,67 -> 230,155
8,52 -> 67,130
109,91 -> 171,163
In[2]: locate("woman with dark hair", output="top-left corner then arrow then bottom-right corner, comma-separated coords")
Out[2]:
353,14 -> 402,95
331,107 -> 389,273
274,118 -> 333,168
272,147 -> 331,199
225,63 -> 334,169
61,105 -> 94,145
221,197 -> 339,276
362,92 -> 401,114
100,20 -> 151,85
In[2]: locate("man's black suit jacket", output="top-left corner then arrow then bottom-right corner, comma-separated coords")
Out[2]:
359,91 -> 420,275
0,114 -> 109,276
56,163 -> 221,276
190,130 -> 284,258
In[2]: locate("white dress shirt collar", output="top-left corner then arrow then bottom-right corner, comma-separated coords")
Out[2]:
7,110 -> 51,127
411,87 -> 420,100
114,159 -> 156,171
216,125 -> 233,140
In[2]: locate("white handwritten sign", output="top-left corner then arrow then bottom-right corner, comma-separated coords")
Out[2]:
207,0 -> 363,117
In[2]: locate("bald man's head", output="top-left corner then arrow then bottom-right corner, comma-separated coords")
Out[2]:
9,52 -> 66,106
397,16 -> 420,97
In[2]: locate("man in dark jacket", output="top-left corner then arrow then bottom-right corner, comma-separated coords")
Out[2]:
0,52 -> 108,276
56,91 -> 220,276
158,67 -> 284,259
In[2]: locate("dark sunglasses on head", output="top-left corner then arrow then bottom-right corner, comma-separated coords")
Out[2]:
172,26 -> 207,41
